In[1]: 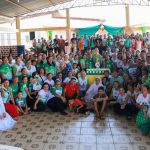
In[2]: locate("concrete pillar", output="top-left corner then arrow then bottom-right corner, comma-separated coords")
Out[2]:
125,5 -> 131,34
16,16 -> 21,45
66,8 -> 71,51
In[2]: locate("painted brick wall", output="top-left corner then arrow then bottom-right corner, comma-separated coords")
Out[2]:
0,46 -> 18,58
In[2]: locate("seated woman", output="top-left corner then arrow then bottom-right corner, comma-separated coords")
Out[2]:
136,85 -> 150,135
20,76 -> 34,109
34,83 -> 67,115
38,68 -> 47,85
10,76 -> 19,99
93,87 -> 108,119
63,71 -> 77,84
113,87 -> 132,119
1,79 -> 19,118
28,76 -> 42,98
44,73 -> 54,88
84,78 -> 103,107
51,80 -> 66,103
63,77 -> 80,101
0,94 -> 16,131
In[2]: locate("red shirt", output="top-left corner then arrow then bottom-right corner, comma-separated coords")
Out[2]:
64,83 -> 79,98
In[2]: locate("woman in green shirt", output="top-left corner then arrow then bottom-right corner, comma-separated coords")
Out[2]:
10,76 -> 19,99
0,57 -> 13,81
20,76 -> 33,109
1,79 -> 19,118
51,80 -> 66,103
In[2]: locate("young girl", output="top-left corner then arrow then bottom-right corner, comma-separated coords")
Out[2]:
0,95 -> 16,131
110,81 -> 120,102
16,91 -> 28,115
44,73 -> 54,88
113,87 -> 132,119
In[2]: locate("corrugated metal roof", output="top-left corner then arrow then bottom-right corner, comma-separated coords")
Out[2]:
0,0 -> 73,17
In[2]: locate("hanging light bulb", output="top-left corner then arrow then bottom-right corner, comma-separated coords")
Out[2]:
17,0 -> 20,3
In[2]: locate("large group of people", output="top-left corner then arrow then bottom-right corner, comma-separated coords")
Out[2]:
0,32 -> 150,136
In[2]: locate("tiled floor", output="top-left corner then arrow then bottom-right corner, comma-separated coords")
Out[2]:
0,111 -> 150,150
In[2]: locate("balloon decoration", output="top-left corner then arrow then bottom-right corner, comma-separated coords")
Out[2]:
141,26 -> 147,34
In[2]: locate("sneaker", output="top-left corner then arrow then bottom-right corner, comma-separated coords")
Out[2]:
60,111 -> 68,115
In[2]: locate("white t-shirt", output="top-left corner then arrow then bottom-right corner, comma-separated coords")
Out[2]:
38,89 -> 54,103
25,65 -> 36,76
136,94 -> 150,117
38,75 -> 47,84
13,64 -> 22,76
63,76 -> 77,84
112,88 -> 120,99
78,77 -> 88,91
44,79 -> 54,87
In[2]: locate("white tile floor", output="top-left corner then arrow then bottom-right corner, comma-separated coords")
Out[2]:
0,111 -> 150,150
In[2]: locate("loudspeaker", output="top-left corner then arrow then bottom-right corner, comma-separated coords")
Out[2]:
17,45 -> 25,55
29,32 -> 35,40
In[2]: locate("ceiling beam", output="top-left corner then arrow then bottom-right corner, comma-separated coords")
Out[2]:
0,11 -> 12,18
5,0 -> 33,13
48,0 -> 55,6
20,26 -> 76,32
52,15 -> 105,22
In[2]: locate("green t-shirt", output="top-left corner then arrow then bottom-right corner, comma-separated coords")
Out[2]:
44,63 -> 56,76
125,38 -> 131,48
107,40 -> 113,47
20,83 -> 28,99
10,83 -> 19,98
80,59 -> 86,69
16,98 -> 26,108
0,64 -> 13,80
36,61 -> 43,69
85,60 -> 94,69
28,83 -> 33,91
93,54 -> 102,63
105,60 -> 114,73
110,76 -> 123,84
51,87 -> 63,96
1,87 -> 12,103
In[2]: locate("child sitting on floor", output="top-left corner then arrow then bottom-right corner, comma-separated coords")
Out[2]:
93,87 -> 108,119
16,91 -> 29,115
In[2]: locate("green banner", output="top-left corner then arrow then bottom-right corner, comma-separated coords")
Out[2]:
103,25 -> 123,36
77,25 -> 100,37
48,30 -> 52,38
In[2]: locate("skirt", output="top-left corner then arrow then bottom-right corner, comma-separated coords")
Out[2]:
4,103 -> 19,118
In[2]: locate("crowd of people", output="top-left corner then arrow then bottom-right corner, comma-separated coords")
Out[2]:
0,32 -> 150,136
